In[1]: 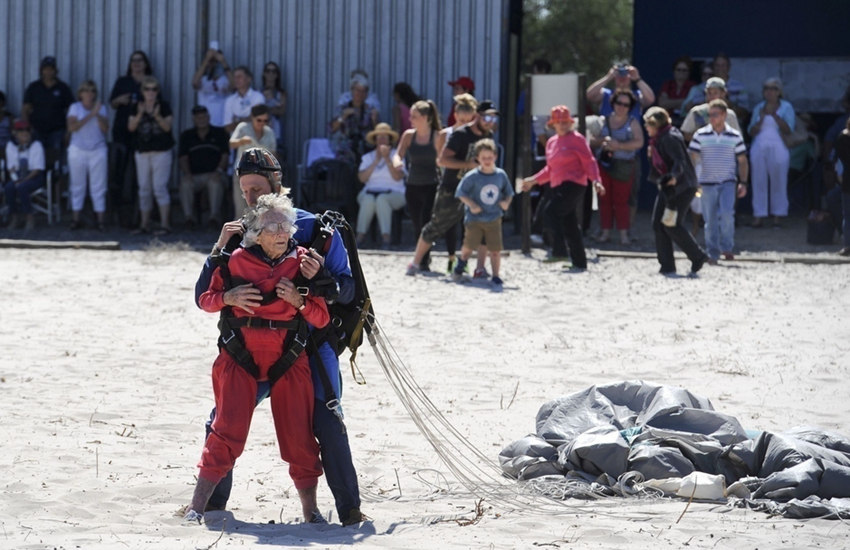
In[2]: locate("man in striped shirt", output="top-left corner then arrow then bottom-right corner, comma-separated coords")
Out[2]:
689,99 -> 749,263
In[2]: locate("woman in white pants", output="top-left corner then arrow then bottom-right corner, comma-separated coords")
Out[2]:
748,77 -> 795,228
67,80 -> 109,230
356,123 -> 405,248
128,76 -> 174,235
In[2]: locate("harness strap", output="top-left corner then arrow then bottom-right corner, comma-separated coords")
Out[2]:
225,317 -> 303,330
267,318 -> 310,386
306,336 -> 344,426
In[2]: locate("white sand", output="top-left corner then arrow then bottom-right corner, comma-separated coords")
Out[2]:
1,246 -> 849,549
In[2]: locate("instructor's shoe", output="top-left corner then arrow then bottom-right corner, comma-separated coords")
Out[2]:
452,258 -> 468,282
405,263 -> 420,276
341,507 -> 364,526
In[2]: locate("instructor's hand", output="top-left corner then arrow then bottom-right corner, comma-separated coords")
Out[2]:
215,220 -> 244,250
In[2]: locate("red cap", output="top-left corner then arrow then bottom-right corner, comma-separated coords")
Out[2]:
546,105 -> 575,127
13,119 -> 31,131
448,76 -> 475,92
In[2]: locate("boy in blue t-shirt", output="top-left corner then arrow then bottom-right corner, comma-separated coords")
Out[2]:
452,138 -> 514,287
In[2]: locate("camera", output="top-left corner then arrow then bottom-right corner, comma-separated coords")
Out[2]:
616,64 -> 629,77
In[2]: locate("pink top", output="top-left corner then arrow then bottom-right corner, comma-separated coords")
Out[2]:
532,131 -> 600,187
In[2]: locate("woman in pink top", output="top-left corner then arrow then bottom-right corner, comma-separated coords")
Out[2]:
521,105 -> 604,269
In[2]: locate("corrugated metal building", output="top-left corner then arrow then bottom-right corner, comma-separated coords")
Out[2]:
0,0 -> 510,176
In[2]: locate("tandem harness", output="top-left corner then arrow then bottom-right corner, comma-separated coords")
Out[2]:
215,259 -> 311,388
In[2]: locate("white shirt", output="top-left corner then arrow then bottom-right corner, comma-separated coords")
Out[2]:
5,140 -> 46,175
222,88 -> 264,128
197,74 -> 231,127
231,122 -> 276,167
358,148 -> 404,193
67,102 -> 108,150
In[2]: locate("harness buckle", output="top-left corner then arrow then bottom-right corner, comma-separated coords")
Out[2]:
268,319 -> 278,330
294,331 -> 308,348
297,286 -> 310,296
222,330 -> 237,345
325,398 -> 340,411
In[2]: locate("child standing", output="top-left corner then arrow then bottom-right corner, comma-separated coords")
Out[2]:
452,138 -> 514,287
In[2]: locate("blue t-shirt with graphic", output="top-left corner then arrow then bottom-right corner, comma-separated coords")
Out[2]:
455,167 -> 514,223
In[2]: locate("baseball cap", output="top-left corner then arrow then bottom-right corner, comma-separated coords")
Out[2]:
40,56 -> 57,69
191,105 -> 209,114
705,77 -> 726,91
476,100 -> 499,114
13,119 -> 31,131
448,76 -> 475,92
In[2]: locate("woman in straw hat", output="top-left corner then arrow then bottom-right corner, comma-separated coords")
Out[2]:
356,122 -> 405,248
521,105 -> 604,271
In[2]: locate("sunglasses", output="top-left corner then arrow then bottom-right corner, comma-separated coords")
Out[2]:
261,221 -> 294,235
614,101 -> 631,107
482,114 -> 499,123
764,86 -> 779,91
143,87 -> 158,92
708,111 -> 725,118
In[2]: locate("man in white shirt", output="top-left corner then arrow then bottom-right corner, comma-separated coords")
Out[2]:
222,66 -> 264,134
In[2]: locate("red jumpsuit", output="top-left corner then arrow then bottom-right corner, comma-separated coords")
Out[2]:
198,245 -> 329,490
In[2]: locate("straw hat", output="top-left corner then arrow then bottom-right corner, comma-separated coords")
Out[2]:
365,123 -> 399,145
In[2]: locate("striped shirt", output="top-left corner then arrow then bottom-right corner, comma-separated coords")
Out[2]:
689,124 -> 746,184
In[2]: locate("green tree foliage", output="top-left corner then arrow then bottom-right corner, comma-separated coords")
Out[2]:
523,0 -> 634,79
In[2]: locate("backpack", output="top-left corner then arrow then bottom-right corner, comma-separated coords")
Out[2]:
309,210 -> 374,377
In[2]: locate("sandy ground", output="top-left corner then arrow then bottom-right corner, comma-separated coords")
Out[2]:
1,240 -> 849,549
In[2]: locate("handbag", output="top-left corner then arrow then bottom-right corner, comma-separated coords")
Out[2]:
597,116 -> 634,181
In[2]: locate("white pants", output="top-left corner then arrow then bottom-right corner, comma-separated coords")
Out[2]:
750,139 -> 789,217
67,145 -> 108,212
135,150 -> 172,211
356,189 -> 406,235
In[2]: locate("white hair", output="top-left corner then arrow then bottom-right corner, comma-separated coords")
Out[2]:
243,193 -> 297,247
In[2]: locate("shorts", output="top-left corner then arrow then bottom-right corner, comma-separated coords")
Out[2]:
462,219 -> 503,252
420,186 -> 464,244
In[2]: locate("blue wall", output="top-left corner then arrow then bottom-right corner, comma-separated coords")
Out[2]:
633,0 -> 850,96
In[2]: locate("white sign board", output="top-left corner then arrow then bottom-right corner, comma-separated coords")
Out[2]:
530,73 -> 581,118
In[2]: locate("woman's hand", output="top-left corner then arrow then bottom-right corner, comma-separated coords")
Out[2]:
593,180 -> 606,196
299,249 -> 325,279
223,283 -> 262,314
276,278 -> 305,309
521,178 -> 536,192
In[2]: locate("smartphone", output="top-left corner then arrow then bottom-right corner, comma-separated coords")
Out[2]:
209,40 -> 219,51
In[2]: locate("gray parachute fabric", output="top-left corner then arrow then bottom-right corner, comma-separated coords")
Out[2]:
500,380 -> 850,519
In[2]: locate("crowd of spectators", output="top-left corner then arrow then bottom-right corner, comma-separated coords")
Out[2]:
0,49 -> 847,258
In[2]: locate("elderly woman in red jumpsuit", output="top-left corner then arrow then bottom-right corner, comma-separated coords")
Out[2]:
186,192 -> 329,523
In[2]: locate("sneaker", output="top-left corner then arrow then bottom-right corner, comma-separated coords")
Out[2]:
722,252 -> 735,261
691,255 -> 708,275
405,263 -> 420,276
473,267 -> 489,279
69,220 -> 81,230
542,256 -> 570,264
184,509 -> 204,524
452,258 -> 468,281
491,276 -> 504,287
839,247 -> 850,257
308,510 -> 328,524
342,507 -> 364,526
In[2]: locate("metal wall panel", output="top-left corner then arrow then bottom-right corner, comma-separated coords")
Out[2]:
0,0 -> 506,175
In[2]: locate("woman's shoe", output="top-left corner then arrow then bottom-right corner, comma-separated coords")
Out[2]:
750,217 -> 764,228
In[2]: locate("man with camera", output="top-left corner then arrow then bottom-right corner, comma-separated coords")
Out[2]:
586,62 -> 656,118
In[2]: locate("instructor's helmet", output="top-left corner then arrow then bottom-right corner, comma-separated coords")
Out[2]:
236,147 -> 283,192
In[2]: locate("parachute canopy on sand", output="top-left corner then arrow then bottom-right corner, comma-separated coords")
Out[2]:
500,380 -> 850,519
